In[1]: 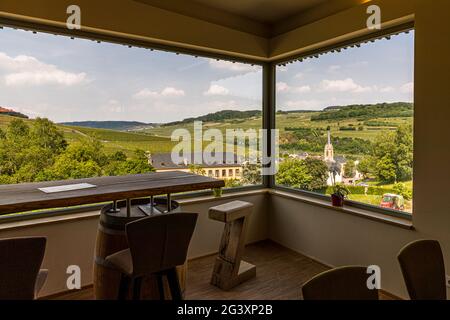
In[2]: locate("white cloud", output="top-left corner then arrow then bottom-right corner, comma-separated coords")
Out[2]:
400,82 -> 414,94
320,78 -> 373,93
133,89 -> 159,99
294,72 -> 304,79
295,85 -> 311,93
379,86 -> 395,93
277,81 -> 311,93
208,59 -> 258,73
0,52 -> 87,86
328,65 -> 341,72
101,99 -> 124,113
133,86 -> 185,99
277,82 -> 290,93
204,84 -> 229,96
161,87 -> 185,96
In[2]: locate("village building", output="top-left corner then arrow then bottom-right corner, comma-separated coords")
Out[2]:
149,152 -> 242,180
324,130 -> 362,186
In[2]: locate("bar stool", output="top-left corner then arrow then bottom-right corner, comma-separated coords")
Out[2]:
302,266 -> 379,300
104,212 -> 198,300
397,239 -> 447,300
209,201 -> 256,290
0,237 -> 48,300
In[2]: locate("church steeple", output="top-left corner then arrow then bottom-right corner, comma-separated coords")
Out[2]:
324,129 -> 334,162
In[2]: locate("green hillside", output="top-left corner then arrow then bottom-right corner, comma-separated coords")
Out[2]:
60,120 -> 156,131
141,102 -> 413,147
0,115 -> 175,157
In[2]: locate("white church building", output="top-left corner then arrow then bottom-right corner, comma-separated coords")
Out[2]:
324,130 -> 363,186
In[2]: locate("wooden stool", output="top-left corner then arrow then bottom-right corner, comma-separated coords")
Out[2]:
209,201 -> 256,290
104,212 -> 198,300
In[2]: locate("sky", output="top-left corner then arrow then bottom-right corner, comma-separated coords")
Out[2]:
277,31 -> 414,111
0,27 -> 413,123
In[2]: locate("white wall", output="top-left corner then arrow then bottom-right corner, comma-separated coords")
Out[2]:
269,0 -> 450,299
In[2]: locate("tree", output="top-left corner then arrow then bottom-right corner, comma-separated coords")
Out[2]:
374,155 -> 396,182
302,157 -> 329,190
30,118 -> 67,153
357,157 -> 373,179
393,183 -> 412,200
276,159 -> 312,190
224,178 -> 242,188
188,164 -> 206,176
241,162 -> 262,185
371,125 -> 413,183
109,151 -> 127,162
343,160 -> 356,178
393,125 -> 413,181
0,118 -> 156,183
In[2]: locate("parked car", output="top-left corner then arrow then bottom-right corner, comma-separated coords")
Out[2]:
380,193 -> 405,211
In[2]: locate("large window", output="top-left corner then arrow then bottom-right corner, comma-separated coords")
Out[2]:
275,30 -> 414,214
0,28 -> 262,192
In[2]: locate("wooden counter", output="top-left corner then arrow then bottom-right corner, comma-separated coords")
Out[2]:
0,171 -> 225,215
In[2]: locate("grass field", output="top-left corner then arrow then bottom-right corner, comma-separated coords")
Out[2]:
140,112 -> 412,143
0,109 -> 413,159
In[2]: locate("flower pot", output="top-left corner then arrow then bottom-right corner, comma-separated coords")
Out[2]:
331,194 -> 345,207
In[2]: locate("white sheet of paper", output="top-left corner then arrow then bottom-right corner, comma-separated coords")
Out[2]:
38,183 -> 97,194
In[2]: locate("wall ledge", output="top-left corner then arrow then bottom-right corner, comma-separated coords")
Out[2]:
0,188 -> 413,231
0,189 -> 269,231
269,189 -> 414,230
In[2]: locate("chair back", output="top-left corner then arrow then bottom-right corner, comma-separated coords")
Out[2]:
302,266 -> 379,300
0,237 -> 47,300
398,239 -> 446,300
125,212 -> 198,276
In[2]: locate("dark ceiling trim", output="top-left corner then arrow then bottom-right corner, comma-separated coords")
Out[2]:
0,17 -> 266,65
273,21 -> 415,65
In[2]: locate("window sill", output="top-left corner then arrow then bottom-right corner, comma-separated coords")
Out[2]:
0,188 -> 269,231
0,187 -> 413,231
268,189 -> 414,230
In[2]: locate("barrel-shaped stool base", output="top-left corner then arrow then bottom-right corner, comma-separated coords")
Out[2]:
94,198 -> 185,300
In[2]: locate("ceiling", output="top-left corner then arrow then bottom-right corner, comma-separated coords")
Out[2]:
191,0 -> 329,24
134,0 -> 366,37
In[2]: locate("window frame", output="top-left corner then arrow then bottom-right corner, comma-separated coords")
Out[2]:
0,18 -> 267,222
0,17 -> 414,223
271,23 -> 415,221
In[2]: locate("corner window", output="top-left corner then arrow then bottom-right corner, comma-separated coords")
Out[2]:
0,26 -> 263,210
275,30 -> 414,215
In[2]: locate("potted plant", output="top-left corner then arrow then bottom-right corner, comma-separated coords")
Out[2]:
331,184 -> 350,207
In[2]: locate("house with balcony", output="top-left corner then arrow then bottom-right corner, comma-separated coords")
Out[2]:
150,152 -> 242,180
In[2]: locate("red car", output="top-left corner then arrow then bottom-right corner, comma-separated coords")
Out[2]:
380,194 -> 405,211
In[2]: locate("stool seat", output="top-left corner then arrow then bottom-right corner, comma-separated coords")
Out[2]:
209,200 -> 254,222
